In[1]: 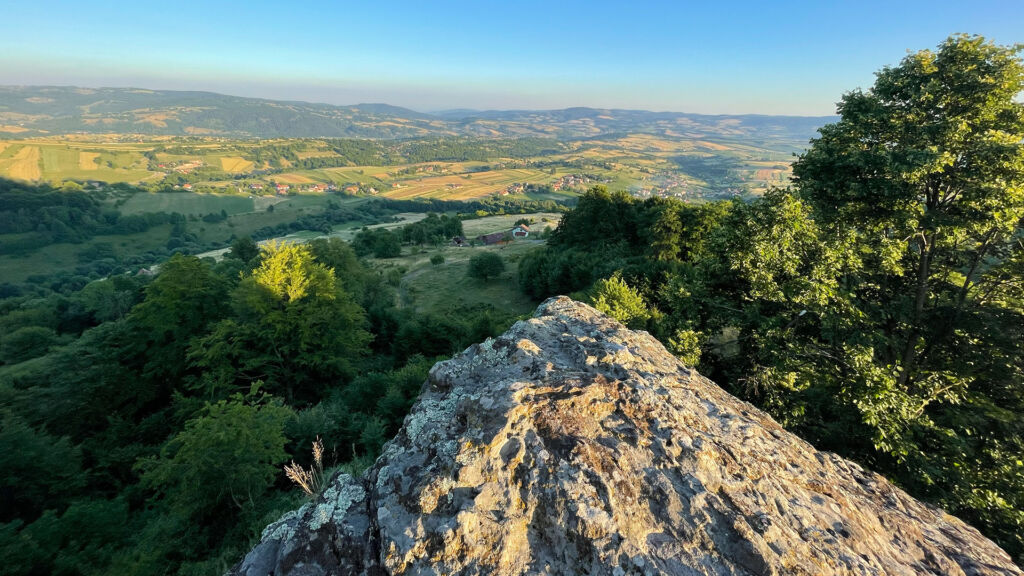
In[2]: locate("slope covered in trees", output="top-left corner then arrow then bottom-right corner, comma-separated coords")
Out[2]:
520,35 -> 1024,561
0,238 -> 523,575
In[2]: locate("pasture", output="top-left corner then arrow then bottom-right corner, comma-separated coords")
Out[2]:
460,212 -> 561,237
119,193 -> 255,215
386,240 -> 542,316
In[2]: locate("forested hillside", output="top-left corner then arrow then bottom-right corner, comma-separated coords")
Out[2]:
0,227 -> 528,574
0,34 -> 1021,575
520,35 -> 1024,561
0,86 -> 833,140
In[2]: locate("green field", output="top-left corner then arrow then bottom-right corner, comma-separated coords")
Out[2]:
119,193 -> 256,215
373,240 -> 541,316
461,212 -> 561,237
360,212 -> 561,316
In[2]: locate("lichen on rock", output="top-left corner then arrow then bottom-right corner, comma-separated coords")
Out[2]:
230,297 -> 1022,576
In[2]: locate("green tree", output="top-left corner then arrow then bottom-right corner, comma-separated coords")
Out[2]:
0,413 -> 83,522
137,391 -> 292,527
190,242 -> 371,403
642,198 -> 682,261
78,275 -> 140,323
127,254 -> 228,389
373,231 -> 401,258
794,34 -> 1024,391
780,35 -> 1024,557
307,237 -> 368,300
467,252 -> 506,281
589,273 -> 650,329
228,236 -> 260,263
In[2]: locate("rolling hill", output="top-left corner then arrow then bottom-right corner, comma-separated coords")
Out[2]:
0,86 -> 835,142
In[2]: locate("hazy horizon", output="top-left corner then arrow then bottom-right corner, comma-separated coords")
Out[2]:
1,0 -> 1022,116
0,83 -> 846,118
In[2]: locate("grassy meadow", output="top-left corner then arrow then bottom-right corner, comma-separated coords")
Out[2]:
390,240 -> 541,315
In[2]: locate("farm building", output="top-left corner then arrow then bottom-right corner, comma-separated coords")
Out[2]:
512,224 -> 529,238
451,236 -> 468,247
476,231 -> 511,245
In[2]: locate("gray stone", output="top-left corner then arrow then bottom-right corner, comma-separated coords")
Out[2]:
230,297 -> 1022,576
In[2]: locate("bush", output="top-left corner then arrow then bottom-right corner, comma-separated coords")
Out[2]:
589,273 -> 650,329
430,254 -> 445,265
467,252 -> 506,281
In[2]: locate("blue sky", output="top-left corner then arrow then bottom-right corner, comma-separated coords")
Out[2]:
1,0 -> 1021,115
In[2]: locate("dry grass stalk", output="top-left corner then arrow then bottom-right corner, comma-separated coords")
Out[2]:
284,436 -> 325,496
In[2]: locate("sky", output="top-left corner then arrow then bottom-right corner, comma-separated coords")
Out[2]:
1,0 -> 1022,115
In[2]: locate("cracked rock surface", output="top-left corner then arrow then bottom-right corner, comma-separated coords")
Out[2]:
231,297 -> 1021,576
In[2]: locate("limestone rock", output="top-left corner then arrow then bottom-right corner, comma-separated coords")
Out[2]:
231,297 -> 1021,575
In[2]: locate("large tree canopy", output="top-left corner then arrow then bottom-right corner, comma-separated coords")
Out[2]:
518,35 -> 1024,560
190,242 -> 371,404
784,35 -> 1024,552
761,34 -> 1024,553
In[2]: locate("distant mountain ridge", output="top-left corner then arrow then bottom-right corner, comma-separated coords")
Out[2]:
0,86 -> 835,141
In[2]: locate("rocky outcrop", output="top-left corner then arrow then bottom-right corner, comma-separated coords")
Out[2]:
232,297 -> 1021,575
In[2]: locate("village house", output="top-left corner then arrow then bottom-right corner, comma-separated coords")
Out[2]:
512,224 -> 529,238
476,231 -> 511,245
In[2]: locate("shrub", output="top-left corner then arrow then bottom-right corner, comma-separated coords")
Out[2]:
467,252 -> 505,281
589,273 -> 650,328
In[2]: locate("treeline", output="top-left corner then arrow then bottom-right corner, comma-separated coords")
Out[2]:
519,36 -> 1024,560
0,237 -> 520,575
187,137 -> 568,172
247,200 -> 396,240
0,180 -> 179,256
351,213 -> 464,258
